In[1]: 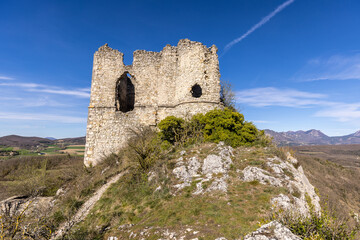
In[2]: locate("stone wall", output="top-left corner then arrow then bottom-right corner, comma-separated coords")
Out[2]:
84,39 -> 222,166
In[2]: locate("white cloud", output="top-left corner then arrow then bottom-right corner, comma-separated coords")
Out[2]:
21,97 -> 66,107
27,88 -> 90,98
315,103 -> 360,122
236,87 -> 360,122
0,112 -> 86,123
0,82 -> 90,98
0,97 -> 22,101
223,0 -> 295,54
236,87 -> 327,107
0,75 -> 14,80
296,54 -> 360,81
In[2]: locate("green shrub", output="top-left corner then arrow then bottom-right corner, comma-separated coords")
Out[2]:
272,204 -> 360,239
158,108 -> 264,148
158,114 -> 204,146
158,116 -> 184,144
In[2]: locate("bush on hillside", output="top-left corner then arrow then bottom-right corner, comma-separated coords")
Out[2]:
128,127 -> 164,171
201,108 -> 259,147
157,116 -> 184,144
158,108 -> 265,147
271,202 -> 360,240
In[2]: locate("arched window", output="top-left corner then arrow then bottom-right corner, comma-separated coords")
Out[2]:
115,72 -> 135,112
191,84 -> 202,98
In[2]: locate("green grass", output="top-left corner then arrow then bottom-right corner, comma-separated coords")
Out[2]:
18,149 -> 38,155
0,147 -> 13,151
42,147 -> 61,153
66,146 -> 85,150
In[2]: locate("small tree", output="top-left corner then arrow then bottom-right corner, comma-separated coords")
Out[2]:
220,80 -> 236,110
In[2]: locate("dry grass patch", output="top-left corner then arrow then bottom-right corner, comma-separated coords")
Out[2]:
0,155 -> 84,200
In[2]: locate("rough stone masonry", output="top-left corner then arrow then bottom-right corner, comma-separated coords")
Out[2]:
84,39 -> 222,166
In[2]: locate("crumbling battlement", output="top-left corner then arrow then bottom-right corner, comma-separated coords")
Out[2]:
84,39 -> 222,166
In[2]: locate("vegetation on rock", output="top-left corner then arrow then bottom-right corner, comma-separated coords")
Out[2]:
158,108 -> 270,148
271,202 -> 360,240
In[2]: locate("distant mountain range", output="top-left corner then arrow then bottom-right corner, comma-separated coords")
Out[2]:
45,137 -> 57,140
2,130 -> 360,148
0,135 -> 86,149
265,129 -> 360,146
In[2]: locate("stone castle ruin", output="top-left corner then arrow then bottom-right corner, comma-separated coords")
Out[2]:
84,39 -> 222,166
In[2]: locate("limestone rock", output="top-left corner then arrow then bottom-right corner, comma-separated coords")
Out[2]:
172,142 -> 233,194
0,195 -> 53,218
244,221 -> 301,240
241,153 -> 321,216
242,166 -> 283,187
270,194 -> 292,211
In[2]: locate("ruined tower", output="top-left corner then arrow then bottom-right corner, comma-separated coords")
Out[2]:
84,39 -> 222,166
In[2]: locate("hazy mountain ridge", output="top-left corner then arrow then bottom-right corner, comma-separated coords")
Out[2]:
265,129 -> 360,146
0,135 -> 85,149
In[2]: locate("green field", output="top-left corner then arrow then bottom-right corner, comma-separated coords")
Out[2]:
66,146 -> 85,150
0,144 -> 86,158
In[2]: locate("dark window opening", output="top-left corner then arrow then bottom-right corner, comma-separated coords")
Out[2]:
191,84 -> 202,98
115,72 -> 135,112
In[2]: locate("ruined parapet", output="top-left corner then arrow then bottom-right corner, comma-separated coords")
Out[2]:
84,39 -> 222,166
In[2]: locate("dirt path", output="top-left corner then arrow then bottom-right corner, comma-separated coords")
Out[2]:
51,171 -> 127,239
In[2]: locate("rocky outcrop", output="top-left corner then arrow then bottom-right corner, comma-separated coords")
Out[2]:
172,142 -> 233,195
244,221 -> 301,240
0,195 -> 53,218
240,152 -> 320,216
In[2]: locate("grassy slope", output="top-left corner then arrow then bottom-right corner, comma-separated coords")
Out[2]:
0,155 -> 85,200
67,144 -> 289,239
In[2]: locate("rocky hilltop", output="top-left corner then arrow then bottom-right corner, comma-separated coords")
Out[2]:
1,142 -> 321,239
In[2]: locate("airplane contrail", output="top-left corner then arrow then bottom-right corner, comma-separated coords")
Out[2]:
223,0 -> 295,55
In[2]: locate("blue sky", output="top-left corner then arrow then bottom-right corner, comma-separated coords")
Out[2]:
1,0 -> 360,138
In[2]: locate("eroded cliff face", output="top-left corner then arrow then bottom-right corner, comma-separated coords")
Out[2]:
85,39 -> 222,167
